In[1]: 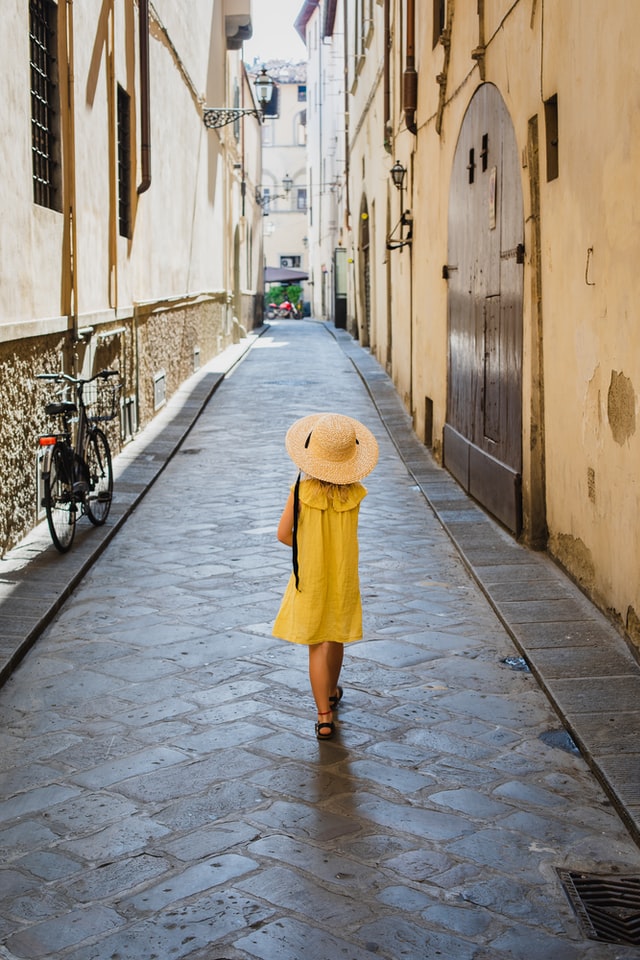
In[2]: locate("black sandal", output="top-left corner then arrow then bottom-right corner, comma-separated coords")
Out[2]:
315,710 -> 335,740
329,686 -> 344,710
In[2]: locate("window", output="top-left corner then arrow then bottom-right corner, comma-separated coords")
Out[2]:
280,255 -> 301,269
263,85 -> 279,119
544,94 -> 559,181
117,85 -> 132,238
262,187 -> 271,215
30,0 -> 61,210
296,188 -> 307,212
296,110 -> 307,146
355,0 -> 373,58
233,80 -> 240,141
433,0 -> 446,47
297,84 -> 307,102
355,0 -> 364,59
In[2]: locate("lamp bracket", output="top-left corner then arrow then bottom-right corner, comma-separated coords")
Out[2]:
386,211 -> 413,251
203,107 -> 262,129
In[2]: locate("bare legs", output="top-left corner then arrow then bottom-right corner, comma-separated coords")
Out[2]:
308,641 -> 344,727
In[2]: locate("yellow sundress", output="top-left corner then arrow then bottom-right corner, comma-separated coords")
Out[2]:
273,479 -> 367,645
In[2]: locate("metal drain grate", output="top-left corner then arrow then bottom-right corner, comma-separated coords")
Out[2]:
558,870 -> 640,945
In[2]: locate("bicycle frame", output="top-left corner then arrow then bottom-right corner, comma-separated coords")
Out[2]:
38,380 -> 90,489
37,370 -> 120,551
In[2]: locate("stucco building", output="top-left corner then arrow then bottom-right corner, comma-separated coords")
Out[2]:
1,0 -> 264,554
250,59 -> 309,309
295,4 -> 346,324
298,0 -> 640,654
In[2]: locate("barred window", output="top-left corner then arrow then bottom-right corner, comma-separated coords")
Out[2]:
30,0 -> 61,210
117,85 -> 132,237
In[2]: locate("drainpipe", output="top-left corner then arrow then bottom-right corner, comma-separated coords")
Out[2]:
403,0 -> 417,135
383,0 -> 390,147
137,0 -> 151,194
63,0 -> 79,346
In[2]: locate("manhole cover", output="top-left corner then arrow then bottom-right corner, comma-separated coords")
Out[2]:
558,870 -> 640,945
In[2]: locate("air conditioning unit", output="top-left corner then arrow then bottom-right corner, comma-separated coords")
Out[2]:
281,258 -> 293,268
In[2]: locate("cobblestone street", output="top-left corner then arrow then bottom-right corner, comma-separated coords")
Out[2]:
1,320 -> 640,959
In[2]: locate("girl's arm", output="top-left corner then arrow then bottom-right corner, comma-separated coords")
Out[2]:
277,490 -> 295,546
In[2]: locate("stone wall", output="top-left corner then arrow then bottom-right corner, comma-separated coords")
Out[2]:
0,334 -> 69,554
134,296 -> 230,428
0,293 -> 256,557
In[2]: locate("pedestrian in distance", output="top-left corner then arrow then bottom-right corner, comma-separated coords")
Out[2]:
273,412 -> 379,740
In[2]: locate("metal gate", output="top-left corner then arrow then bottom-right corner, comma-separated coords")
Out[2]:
445,83 -> 524,534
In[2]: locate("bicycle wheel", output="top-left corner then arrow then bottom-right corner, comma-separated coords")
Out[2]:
84,427 -> 113,525
44,445 -> 76,552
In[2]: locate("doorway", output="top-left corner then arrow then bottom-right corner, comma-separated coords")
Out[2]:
445,83 -> 524,534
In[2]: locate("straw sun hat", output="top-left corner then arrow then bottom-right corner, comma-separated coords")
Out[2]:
285,412 -> 379,484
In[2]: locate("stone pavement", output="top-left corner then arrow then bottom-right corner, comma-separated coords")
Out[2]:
1,319 -> 640,959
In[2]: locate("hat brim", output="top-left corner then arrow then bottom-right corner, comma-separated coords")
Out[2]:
285,412 -> 379,484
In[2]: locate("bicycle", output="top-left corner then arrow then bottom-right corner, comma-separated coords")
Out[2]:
37,369 -> 121,553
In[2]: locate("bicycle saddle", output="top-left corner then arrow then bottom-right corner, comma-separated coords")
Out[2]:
45,401 -> 77,415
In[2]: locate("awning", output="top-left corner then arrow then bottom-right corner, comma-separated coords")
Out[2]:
264,266 -> 309,284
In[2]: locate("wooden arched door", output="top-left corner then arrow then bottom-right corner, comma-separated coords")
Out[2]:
445,83 -> 524,534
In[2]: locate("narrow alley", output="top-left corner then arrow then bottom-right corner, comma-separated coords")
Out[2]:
1,321 -> 639,960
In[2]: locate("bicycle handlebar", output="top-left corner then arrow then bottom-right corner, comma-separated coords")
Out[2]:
36,369 -> 119,384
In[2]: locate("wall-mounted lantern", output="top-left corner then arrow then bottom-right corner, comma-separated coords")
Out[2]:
386,160 -> 413,251
203,67 -> 274,129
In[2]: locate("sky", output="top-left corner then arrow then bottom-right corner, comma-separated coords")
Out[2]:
243,0 -> 308,63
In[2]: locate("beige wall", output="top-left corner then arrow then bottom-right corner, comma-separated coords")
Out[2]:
343,0 -> 640,648
0,0 -> 263,554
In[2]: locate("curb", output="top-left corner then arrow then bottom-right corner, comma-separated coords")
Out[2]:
0,328 -> 267,685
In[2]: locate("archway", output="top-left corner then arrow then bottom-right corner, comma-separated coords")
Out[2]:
445,83 -> 524,534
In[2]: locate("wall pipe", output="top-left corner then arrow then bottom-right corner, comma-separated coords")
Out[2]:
62,0 -> 79,346
404,0 -> 417,134
383,0 -> 390,138
137,0 -> 151,194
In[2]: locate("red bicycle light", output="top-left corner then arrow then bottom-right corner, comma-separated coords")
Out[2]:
39,436 -> 56,446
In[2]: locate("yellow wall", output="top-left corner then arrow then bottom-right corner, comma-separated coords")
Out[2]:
350,0 -> 640,646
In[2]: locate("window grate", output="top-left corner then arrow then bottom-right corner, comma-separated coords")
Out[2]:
117,85 -> 132,238
30,0 -> 61,210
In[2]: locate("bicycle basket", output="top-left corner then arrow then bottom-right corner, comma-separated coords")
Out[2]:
84,380 -> 122,422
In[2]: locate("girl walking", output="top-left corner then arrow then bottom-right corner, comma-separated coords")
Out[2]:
273,412 -> 378,739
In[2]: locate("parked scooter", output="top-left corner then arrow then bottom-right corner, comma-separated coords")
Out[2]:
277,300 -> 299,318
267,301 -> 299,319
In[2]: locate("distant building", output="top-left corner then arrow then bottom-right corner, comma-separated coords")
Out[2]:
248,60 -> 308,311
293,7 -> 346,325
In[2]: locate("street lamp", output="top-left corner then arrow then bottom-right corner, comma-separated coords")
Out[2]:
203,67 -> 274,129
256,174 -> 294,211
386,160 -> 413,250
390,160 -> 406,191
